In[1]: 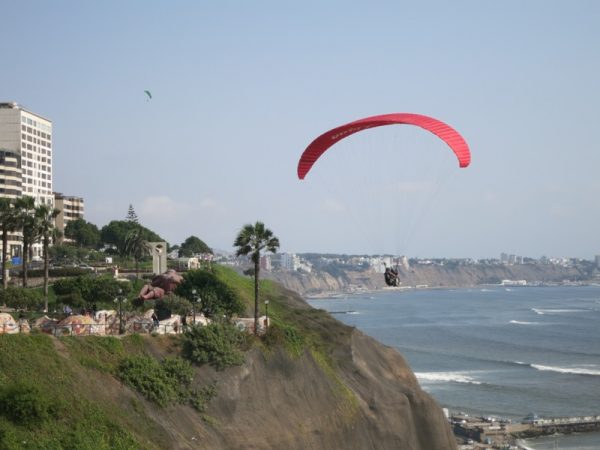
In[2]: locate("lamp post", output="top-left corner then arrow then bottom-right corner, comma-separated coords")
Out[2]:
264,300 -> 269,330
191,289 -> 201,324
114,288 -> 126,335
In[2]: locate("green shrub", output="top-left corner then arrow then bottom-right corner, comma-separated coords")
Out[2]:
0,287 -> 43,311
181,323 -> 246,370
53,275 -> 132,308
175,269 -> 245,319
154,295 -> 192,320
263,323 -> 306,357
118,355 -> 177,407
161,357 -> 194,402
190,383 -> 217,412
117,355 -> 196,408
0,381 -> 54,425
162,357 -> 194,386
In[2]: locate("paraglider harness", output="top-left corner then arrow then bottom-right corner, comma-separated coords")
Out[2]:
384,265 -> 400,287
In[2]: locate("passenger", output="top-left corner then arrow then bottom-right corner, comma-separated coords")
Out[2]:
384,265 -> 400,286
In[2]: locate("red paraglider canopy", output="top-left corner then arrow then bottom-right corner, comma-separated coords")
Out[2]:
297,113 -> 471,179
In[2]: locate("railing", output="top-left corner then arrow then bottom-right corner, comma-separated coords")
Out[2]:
52,321 -> 184,336
1,320 -> 184,336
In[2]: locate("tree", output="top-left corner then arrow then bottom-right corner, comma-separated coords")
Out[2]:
36,204 -> 61,312
14,196 -> 37,288
64,218 -> 100,248
0,198 -> 19,289
101,220 -> 164,254
175,269 -> 245,319
179,236 -> 212,257
233,221 -> 279,335
126,204 -> 139,224
123,226 -> 149,278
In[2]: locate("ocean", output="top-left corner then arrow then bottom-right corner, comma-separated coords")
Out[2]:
308,285 -> 600,449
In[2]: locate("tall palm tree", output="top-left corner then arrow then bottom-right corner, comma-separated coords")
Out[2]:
123,226 -> 148,278
14,196 -> 37,288
233,221 -> 279,335
36,204 -> 61,311
0,198 -> 19,289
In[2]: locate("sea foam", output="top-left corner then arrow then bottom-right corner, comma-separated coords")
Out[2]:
531,308 -> 586,315
509,320 -> 540,325
531,364 -> 600,376
415,371 -> 482,385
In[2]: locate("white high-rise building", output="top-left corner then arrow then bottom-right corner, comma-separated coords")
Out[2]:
0,102 -> 54,258
0,102 -> 53,205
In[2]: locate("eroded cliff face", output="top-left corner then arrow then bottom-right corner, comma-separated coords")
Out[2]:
90,289 -> 457,449
264,264 -> 588,296
52,286 -> 456,450
189,331 -> 455,450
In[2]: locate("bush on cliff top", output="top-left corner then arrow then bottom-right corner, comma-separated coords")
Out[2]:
181,322 -> 247,370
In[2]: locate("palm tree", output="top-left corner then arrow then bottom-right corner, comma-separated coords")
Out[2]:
14,196 -> 37,288
36,204 -> 61,311
0,198 -> 19,289
123,226 -> 148,278
233,221 -> 279,335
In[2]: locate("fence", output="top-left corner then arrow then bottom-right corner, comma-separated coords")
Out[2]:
0,320 -> 183,336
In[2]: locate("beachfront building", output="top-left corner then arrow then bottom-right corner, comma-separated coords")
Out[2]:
0,102 -> 54,259
0,149 -> 23,257
54,192 -> 85,242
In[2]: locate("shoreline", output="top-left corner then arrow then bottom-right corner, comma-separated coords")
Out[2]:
306,286 -> 600,449
304,281 -> 600,300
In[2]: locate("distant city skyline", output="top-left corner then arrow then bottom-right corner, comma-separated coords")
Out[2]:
2,1 -> 599,259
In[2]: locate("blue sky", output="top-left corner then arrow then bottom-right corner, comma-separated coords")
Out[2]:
2,1 -> 599,258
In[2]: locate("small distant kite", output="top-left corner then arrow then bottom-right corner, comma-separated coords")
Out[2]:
144,90 -> 152,101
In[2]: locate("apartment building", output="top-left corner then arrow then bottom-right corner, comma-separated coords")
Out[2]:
0,102 -> 54,259
54,192 -> 85,240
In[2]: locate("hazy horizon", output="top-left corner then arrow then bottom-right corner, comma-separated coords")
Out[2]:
3,1 -> 599,259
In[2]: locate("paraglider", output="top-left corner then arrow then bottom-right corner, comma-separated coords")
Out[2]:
144,90 -> 152,101
297,113 -> 471,180
384,265 -> 400,287
297,113 -> 471,287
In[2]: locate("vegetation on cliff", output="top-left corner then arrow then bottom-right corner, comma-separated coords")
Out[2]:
0,266 -> 456,449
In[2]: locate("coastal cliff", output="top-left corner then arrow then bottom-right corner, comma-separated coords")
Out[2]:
123,286 -> 457,449
0,278 -> 456,449
264,263 -> 590,296
185,284 -> 456,449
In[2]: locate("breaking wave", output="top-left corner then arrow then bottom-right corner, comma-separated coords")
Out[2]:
531,364 -> 600,376
415,371 -> 482,385
531,308 -> 587,315
509,320 -> 540,325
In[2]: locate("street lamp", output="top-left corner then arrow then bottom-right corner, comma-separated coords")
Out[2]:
264,300 -> 269,330
114,288 -> 127,334
191,289 -> 201,324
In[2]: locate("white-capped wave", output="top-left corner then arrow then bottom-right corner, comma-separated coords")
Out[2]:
516,439 -> 536,450
531,308 -> 585,315
415,371 -> 481,385
346,311 -> 360,315
531,364 -> 600,376
509,320 -> 540,325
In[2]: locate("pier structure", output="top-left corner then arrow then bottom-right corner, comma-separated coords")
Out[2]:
514,414 -> 600,436
451,412 -> 600,449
